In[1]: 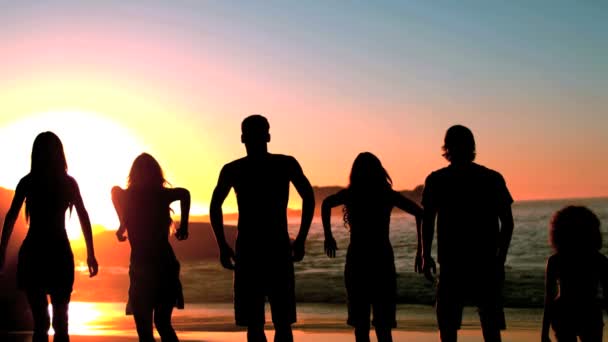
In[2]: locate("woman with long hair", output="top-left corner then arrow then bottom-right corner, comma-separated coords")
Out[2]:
322,152 -> 423,342
112,153 -> 190,342
0,131 -> 98,342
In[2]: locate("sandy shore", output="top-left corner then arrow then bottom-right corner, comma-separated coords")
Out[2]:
1,330 -> 541,342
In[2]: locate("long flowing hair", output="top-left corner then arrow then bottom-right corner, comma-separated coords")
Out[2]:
127,153 -> 169,190
343,152 -> 393,229
26,131 -> 71,219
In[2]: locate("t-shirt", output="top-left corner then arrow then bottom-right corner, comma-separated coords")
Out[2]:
422,162 -> 513,265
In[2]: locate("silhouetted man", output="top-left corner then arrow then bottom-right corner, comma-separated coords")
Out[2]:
210,115 -> 315,342
421,125 -> 514,342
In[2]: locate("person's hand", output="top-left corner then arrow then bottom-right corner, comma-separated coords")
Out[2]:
292,238 -> 306,262
175,226 -> 189,241
115,229 -> 127,242
324,236 -> 338,258
219,245 -> 236,270
422,255 -> 436,282
87,255 -> 99,278
414,250 -> 423,273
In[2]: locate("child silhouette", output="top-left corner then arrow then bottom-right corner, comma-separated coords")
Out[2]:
541,206 -> 608,342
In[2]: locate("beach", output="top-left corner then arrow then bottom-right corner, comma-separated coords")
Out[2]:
1,302 -> 590,342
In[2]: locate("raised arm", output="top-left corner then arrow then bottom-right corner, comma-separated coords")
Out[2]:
168,187 -> 190,240
321,191 -> 346,258
210,166 -> 235,270
72,178 -> 98,277
541,256 -> 557,342
0,180 -> 26,270
289,158 -> 315,262
393,191 -> 424,272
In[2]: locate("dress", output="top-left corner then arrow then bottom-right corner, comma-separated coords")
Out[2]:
16,174 -> 75,298
122,188 -> 184,314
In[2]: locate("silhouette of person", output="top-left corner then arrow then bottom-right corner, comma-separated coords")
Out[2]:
0,132 -> 99,342
420,125 -> 514,342
322,152 -> 423,342
541,206 -> 608,342
210,115 -> 315,342
111,153 -> 190,342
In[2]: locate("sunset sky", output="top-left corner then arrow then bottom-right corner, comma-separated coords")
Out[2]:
0,1 -> 606,231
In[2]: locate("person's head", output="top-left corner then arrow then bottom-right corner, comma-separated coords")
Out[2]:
241,115 -> 270,154
348,152 -> 393,192
30,131 -> 68,177
128,153 -> 168,189
442,125 -> 476,163
343,152 -> 393,229
549,206 -> 602,254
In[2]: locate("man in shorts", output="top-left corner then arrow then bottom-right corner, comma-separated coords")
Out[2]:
421,125 -> 514,342
210,115 -> 315,342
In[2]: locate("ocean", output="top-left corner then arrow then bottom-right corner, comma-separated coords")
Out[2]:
171,197 -> 608,308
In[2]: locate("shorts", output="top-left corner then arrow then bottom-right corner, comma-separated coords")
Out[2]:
233,257 -> 296,327
436,264 -> 505,331
345,258 -> 397,329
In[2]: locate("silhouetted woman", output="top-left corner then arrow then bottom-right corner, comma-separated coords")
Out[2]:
0,132 -> 98,342
541,206 -> 608,342
112,153 -> 190,342
322,152 -> 423,342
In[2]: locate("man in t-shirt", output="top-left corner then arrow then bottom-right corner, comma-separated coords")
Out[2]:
421,125 -> 514,342
210,115 -> 315,342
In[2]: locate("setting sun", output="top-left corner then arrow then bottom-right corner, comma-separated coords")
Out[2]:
0,111 -> 148,238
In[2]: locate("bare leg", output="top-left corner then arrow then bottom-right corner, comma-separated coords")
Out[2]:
50,293 -> 70,342
133,304 -> 156,342
354,326 -> 371,342
273,324 -> 293,342
439,328 -> 457,342
26,290 -> 50,342
247,324 -> 267,342
479,314 -> 501,342
154,303 -> 178,342
375,326 -> 393,342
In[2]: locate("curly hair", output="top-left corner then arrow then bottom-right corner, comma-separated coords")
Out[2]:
549,206 -> 601,253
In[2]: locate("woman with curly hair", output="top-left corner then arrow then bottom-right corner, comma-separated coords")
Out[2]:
321,152 -> 422,342
541,206 -> 608,342
112,153 -> 190,342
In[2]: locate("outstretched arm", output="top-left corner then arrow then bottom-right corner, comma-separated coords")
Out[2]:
321,192 -> 346,258
0,181 -> 26,270
210,166 -> 235,270
393,192 -> 424,272
541,257 -> 557,342
290,159 -> 315,262
72,178 -> 98,277
168,188 -> 190,240
497,205 -> 514,265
